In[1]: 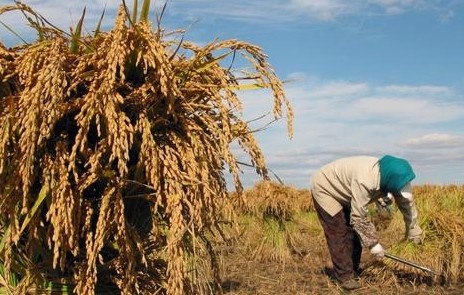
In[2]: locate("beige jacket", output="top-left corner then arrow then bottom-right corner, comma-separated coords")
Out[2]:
310,156 -> 419,248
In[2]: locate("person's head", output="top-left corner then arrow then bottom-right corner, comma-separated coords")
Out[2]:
378,155 -> 415,194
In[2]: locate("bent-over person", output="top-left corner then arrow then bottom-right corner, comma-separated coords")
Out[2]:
310,155 -> 423,290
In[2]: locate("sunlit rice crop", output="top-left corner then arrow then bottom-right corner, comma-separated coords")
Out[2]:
0,1 -> 293,294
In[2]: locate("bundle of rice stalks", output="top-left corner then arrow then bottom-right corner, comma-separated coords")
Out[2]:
239,180 -> 312,221
364,185 -> 464,286
225,181 -> 315,262
0,1 -> 293,294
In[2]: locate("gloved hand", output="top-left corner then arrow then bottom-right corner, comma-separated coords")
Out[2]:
407,224 -> 423,244
369,243 -> 385,260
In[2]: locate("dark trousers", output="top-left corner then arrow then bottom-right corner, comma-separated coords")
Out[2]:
313,200 -> 362,282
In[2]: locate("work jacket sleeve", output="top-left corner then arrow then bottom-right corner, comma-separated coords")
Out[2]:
393,183 -> 422,238
349,181 -> 379,248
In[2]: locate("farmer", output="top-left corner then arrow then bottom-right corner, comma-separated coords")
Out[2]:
310,155 -> 423,290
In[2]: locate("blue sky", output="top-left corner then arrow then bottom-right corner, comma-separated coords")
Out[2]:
1,0 -> 464,189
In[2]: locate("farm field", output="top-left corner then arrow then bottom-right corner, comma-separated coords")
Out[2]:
215,183 -> 464,295
219,247 -> 464,294
1,2 -> 463,294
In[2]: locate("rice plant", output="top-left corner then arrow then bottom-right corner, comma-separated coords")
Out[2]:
227,181 -> 313,262
0,1 -> 293,294
364,185 -> 464,286
239,180 -> 312,220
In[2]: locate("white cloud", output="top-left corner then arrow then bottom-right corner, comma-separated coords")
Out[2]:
351,97 -> 464,123
287,0 -> 453,21
290,80 -> 464,125
376,85 -> 452,96
1,0 -> 459,43
401,133 -> 464,149
238,76 -> 464,187
309,81 -> 369,98
367,0 -> 423,14
289,0 -> 352,21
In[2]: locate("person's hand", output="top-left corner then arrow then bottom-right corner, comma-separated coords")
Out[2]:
369,243 -> 385,260
408,224 -> 423,244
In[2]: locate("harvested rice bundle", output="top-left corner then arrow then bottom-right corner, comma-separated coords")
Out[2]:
0,1 -> 293,294
240,180 -> 311,221
228,181 -> 315,262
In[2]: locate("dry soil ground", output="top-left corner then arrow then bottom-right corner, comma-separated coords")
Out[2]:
217,236 -> 464,295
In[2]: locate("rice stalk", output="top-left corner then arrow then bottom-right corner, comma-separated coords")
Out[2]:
227,182 -> 313,263
0,1 -> 293,294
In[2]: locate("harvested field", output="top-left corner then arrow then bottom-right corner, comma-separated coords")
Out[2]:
218,239 -> 464,294
216,183 -> 464,295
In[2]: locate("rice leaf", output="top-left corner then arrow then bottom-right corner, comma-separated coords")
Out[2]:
17,183 -> 49,240
93,4 -> 106,37
0,20 -> 28,45
131,0 -> 138,24
140,0 -> 151,22
70,7 -> 86,53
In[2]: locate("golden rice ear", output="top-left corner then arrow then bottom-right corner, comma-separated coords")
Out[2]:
0,1 -> 293,294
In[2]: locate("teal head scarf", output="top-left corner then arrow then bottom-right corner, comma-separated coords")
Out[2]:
378,155 -> 415,193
